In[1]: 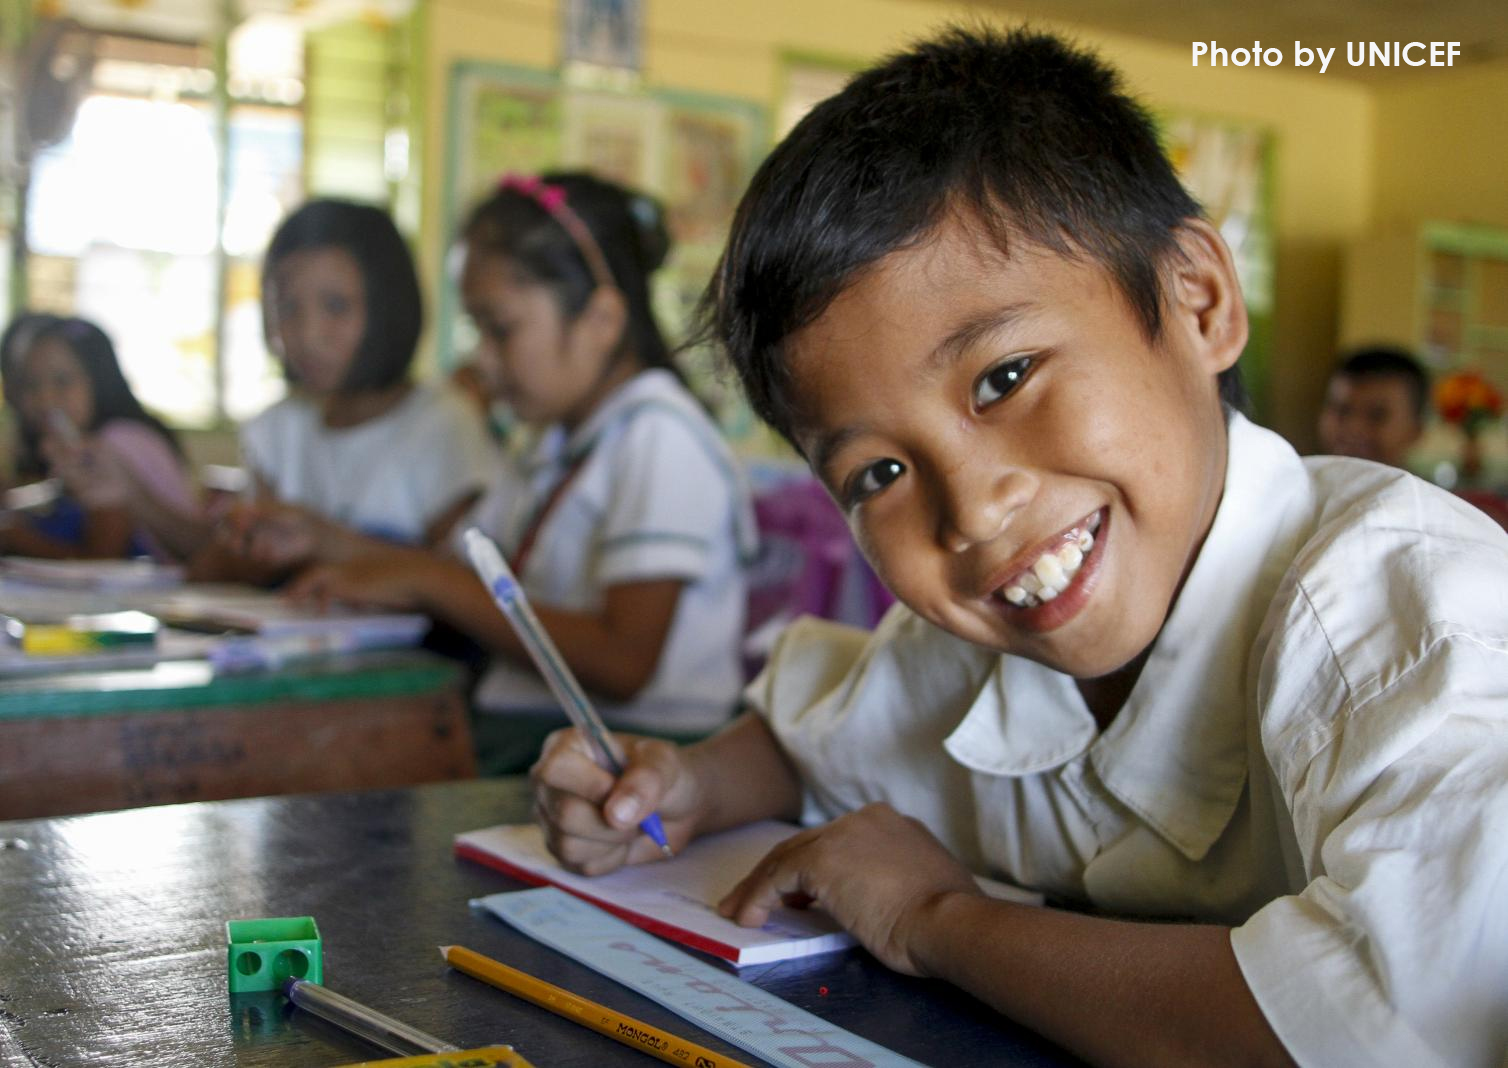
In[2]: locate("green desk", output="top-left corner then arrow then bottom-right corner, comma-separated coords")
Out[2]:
0,651 -> 475,820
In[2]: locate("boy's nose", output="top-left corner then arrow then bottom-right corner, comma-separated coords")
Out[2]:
937,457 -> 1035,553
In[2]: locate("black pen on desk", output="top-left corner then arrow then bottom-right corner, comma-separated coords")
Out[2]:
282,977 -> 460,1056
462,527 -> 674,857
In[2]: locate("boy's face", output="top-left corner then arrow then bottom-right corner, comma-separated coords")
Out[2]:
786,215 -> 1243,680
1316,374 -> 1421,468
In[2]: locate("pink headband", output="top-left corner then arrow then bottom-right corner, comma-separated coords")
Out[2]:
497,174 -> 615,290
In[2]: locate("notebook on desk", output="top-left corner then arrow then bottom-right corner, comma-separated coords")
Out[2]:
150,587 -> 427,646
457,821 -> 850,965
0,557 -> 185,592
456,820 -> 1043,966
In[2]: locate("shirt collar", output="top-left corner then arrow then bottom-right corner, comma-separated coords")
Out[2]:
945,413 -> 1314,861
524,368 -> 687,473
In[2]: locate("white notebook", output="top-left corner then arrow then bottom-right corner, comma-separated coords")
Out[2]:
456,820 -> 1041,967
150,586 -> 427,645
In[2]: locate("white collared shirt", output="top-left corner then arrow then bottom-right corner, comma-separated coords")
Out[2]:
467,369 -> 757,734
241,382 -> 499,544
746,414 -> 1508,1067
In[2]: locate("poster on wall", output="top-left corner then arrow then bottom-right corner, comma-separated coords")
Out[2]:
453,71 -> 562,215
561,91 -> 662,191
1163,112 -> 1276,415
442,62 -> 770,450
561,0 -> 642,72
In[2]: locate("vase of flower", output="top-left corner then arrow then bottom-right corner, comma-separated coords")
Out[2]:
1435,369 -> 1503,487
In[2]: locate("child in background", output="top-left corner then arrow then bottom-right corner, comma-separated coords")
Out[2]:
294,173 -> 755,773
533,29 -> 1508,1068
200,198 -> 499,577
0,315 -> 199,559
1316,345 -> 1429,468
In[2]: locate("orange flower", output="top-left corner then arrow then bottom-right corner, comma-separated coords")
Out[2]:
1435,370 -> 1503,432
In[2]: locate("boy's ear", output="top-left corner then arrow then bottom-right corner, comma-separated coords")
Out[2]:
1168,219 -> 1247,374
577,285 -> 629,357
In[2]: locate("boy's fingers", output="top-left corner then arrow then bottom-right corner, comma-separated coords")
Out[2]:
604,748 -> 677,832
718,833 -> 821,927
533,728 -> 619,803
535,788 -> 624,841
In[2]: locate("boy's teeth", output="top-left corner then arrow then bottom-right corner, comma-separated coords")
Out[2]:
994,517 -> 1099,610
1033,554 -> 1066,588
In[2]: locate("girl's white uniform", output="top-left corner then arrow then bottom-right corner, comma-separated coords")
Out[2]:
241,383 -> 499,544
464,369 -> 756,735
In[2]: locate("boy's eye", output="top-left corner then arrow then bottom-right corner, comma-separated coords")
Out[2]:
845,458 -> 905,505
973,355 -> 1033,409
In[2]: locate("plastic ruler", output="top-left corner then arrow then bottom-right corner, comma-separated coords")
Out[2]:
475,887 -> 931,1068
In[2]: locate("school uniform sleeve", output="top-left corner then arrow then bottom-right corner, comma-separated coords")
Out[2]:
96,420 -> 198,516
1231,493 -> 1508,1068
593,407 -> 735,586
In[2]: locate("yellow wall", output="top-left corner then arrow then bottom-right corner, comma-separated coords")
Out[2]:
1371,60 -> 1508,232
420,0 -> 1375,446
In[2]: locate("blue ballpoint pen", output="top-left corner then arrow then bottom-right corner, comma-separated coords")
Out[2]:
462,527 -> 673,857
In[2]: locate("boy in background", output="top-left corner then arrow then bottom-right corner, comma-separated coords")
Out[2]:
534,27 -> 1508,1068
1316,345 -> 1429,468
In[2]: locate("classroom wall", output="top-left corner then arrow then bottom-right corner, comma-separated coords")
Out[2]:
418,0 -> 1376,447
1370,60 -> 1508,232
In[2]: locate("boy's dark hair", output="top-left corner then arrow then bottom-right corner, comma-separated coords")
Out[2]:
6,316 -> 181,479
1332,345 -> 1429,421
263,198 -> 423,393
462,171 -> 675,375
707,25 -> 1247,446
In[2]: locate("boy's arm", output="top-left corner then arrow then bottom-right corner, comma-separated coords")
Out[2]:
719,805 -> 1293,1068
920,896 -> 1293,1068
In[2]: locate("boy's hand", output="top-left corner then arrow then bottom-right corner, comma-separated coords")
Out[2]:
716,803 -> 982,976
531,729 -> 706,875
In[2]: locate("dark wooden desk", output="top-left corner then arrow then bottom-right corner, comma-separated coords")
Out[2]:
0,651 -> 475,819
0,778 -> 1082,1067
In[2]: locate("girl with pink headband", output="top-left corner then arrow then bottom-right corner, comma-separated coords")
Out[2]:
294,172 -> 756,774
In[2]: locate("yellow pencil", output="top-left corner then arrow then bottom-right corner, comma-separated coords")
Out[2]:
440,944 -> 753,1068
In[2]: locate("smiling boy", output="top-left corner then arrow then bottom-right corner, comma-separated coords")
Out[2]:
532,27 -> 1508,1068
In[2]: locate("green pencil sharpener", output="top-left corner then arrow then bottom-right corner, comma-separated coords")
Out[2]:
226,916 -> 323,994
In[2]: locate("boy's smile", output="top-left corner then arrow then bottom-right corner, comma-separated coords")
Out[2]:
787,213 -> 1244,681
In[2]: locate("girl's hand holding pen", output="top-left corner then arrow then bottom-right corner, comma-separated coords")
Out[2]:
532,728 -> 704,875
41,433 -> 130,509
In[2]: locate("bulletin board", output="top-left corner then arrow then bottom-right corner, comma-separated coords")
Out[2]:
438,61 -> 767,443
1161,112 -> 1278,420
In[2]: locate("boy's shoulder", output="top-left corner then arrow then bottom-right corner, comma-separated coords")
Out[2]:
1288,454 -> 1507,594
1256,454 -> 1508,748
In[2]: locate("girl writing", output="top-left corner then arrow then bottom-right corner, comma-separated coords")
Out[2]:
0,315 -> 198,560
293,173 -> 755,772
196,198 -> 499,578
